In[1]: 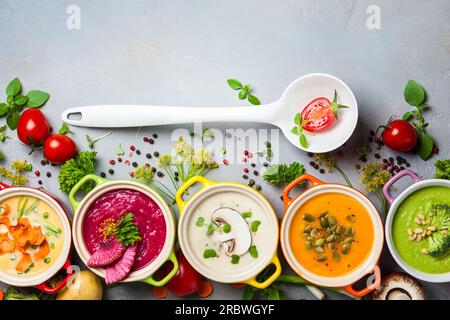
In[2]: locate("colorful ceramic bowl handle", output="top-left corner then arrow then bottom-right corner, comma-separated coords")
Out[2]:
341,266 -> 381,298
244,255 -> 282,289
69,174 -> 108,211
141,250 -> 179,287
282,174 -> 325,208
176,176 -> 216,212
0,182 -> 10,191
35,258 -> 74,294
382,169 -> 421,205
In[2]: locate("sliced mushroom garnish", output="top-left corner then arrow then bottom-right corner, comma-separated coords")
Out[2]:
372,272 -> 425,300
210,207 -> 252,256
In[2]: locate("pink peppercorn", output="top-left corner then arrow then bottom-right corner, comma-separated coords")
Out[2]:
109,159 -> 115,165
130,145 -> 136,151
35,171 -> 40,177
223,159 -> 229,165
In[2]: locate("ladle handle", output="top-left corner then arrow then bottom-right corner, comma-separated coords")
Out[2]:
61,103 -> 278,128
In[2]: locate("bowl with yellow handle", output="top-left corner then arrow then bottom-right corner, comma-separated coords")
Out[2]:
176,176 -> 281,289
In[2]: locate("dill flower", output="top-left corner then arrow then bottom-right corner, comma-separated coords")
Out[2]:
314,153 -> 335,172
157,154 -> 172,167
194,149 -> 218,168
359,162 -> 391,216
313,152 -> 353,187
133,165 -> 155,184
0,160 -> 33,186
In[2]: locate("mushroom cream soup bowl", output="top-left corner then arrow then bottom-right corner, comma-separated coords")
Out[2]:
69,174 -> 178,286
383,170 -> 450,283
177,176 -> 281,289
280,175 -> 384,298
0,182 -> 73,294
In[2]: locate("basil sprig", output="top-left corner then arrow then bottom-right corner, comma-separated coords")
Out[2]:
0,77 -> 50,130
227,78 -> 261,105
403,80 -> 434,160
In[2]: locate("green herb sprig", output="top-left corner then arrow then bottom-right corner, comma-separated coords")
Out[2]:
435,159 -> 450,180
58,151 -> 97,193
291,113 -> 309,148
402,80 -> 435,160
86,132 -> 112,149
58,122 -> 73,135
0,78 -> 50,130
262,162 -> 305,186
227,79 -> 261,105
116,213 -> 141,246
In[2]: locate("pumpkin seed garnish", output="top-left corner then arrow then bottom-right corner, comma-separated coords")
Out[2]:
342,243 -> 351,255
315,246 -> 324,253
333,251 -> 341,262
302,214 -> 316,222
317,255 -> 327,262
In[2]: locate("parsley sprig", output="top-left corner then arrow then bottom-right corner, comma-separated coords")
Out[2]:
262,162 -> 305,186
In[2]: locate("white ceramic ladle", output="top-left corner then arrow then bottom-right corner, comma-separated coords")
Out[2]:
61,73 -> 357,153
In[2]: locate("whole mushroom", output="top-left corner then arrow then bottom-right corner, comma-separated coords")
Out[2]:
372,273 -> 425,300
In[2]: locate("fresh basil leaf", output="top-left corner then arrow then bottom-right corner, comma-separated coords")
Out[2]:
26,90 -> 50,108
243,286 -> 255,300
203,248 -> 217,259
247,94 -> 261,105
416,131 -> 434,160
195,217 -> 205,227
238,90 -> 247,100
223,223 -> 231,233
404,80 -> 425,106
402,112 -> 413,121
294,113 -> 301,126
291,126 -> 299,135
299,133 -> 308,148
6,111 -> 20,130
0,103 -> 8,117
249,245 -> 258,258
243,84 -> 251,93
227,79 -> 242,90
6,78 -> 21,96
242,211 -> 252,218
14,95 -> 29,106
231,254 -> 240,264
58,122 -> 73,135
250,220 -> 261,232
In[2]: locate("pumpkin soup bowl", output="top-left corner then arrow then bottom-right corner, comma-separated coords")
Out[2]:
0,182 -> 73,294
383,169 -> 450,283
69,174 -> 178,287
280,174 -> 383,298
176,176 -> 281,289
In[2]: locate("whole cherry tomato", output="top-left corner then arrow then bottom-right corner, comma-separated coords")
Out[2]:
43,134 -> 77,163
381,119 -> 417,152
17,109 -> 50,146
301,90 -> 349,132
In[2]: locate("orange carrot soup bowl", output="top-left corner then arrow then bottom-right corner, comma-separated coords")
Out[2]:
280,174 -> 384,298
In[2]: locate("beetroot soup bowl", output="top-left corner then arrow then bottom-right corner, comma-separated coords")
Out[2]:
69,174 -> 178,287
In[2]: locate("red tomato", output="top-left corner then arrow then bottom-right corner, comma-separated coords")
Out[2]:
301,91 -> 348,132
159,251 -> 201,296
43,134 -> 77,163
17,109 -> 50,146
381,119 -> 417,152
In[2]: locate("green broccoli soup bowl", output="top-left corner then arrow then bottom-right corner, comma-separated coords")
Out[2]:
383,170 -> 450,283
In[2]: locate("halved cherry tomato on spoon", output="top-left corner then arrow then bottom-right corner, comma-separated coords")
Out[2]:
44,134 -> 77,163
301,90 -> 348,132
17,109 -> 50,146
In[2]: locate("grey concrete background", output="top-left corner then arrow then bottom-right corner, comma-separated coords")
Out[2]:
0,0 -> 449,300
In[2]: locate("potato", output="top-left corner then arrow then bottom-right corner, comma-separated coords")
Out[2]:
57,270 -> 103,300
